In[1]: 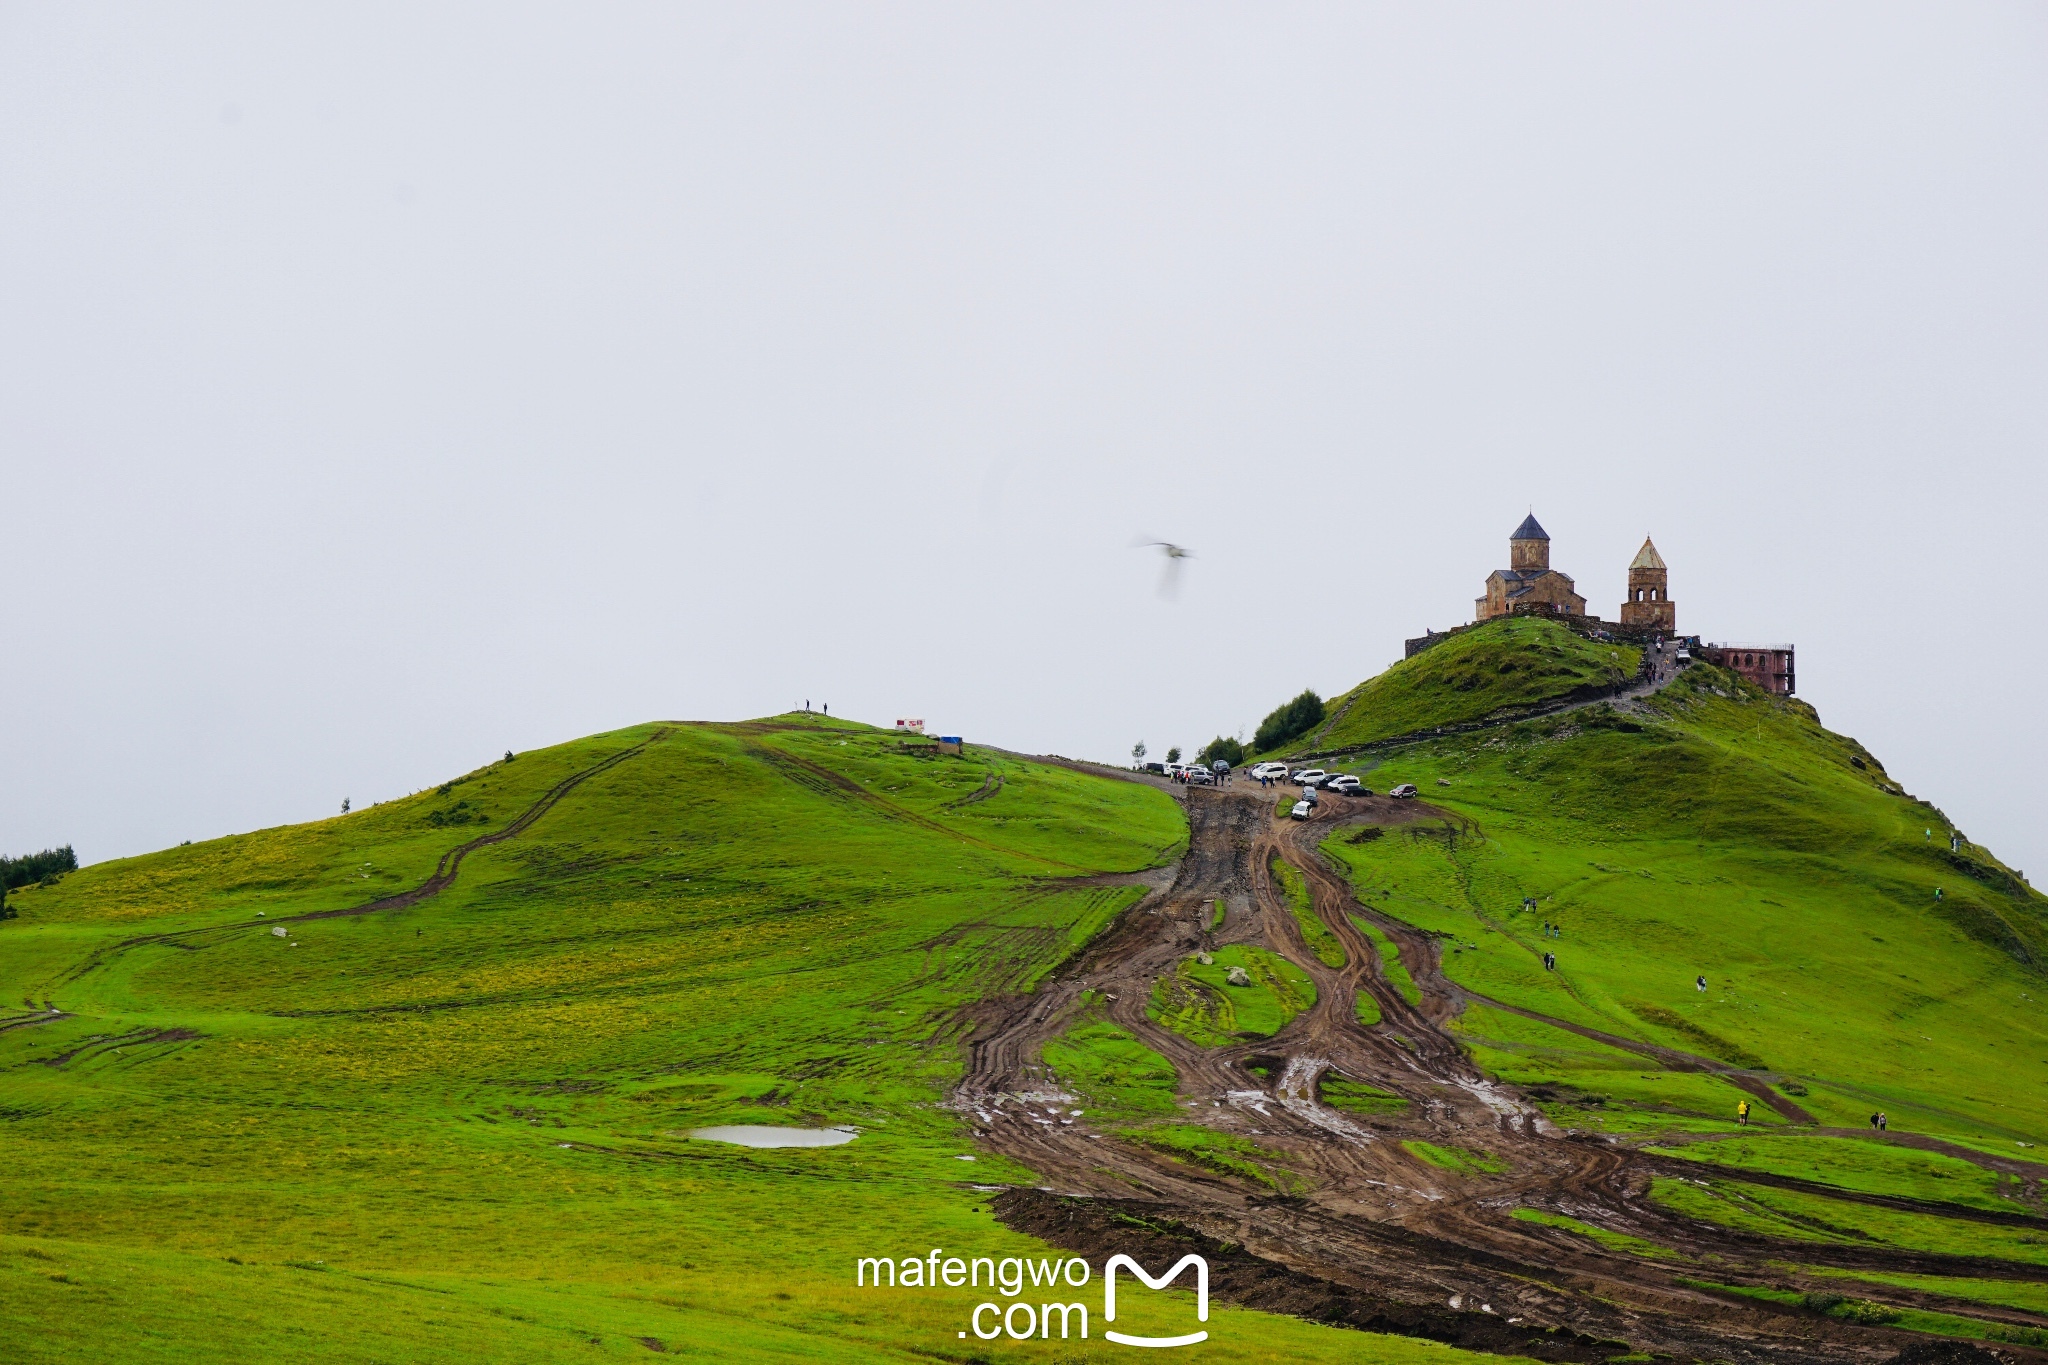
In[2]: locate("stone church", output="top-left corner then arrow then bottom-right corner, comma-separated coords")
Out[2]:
1473,517 -> 1679,634
1412,516 -> 1698,659
1474,515 -> 1587,621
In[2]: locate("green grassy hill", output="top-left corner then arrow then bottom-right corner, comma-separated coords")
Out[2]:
1281,617 -> 1639,755
1319,651 -> 2048,1327
1323,661 -> 2048,1144
0,717 -> 1510,1364
10,639 -> 2048,1360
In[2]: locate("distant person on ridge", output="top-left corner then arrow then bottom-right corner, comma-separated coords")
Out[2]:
1696,975 -> 1707,992
1737,1100 -> 1750,1127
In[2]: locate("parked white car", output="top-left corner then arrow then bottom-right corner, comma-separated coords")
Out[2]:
1290,800 -> 1313,820
1291,769 -> 1327,786
1327,775 -> 1364,794
1249,762 -> 1290,781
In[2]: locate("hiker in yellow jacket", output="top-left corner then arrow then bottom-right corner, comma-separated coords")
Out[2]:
1737,1099 -> 1750,1127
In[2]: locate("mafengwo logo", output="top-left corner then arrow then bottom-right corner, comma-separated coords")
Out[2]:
855,1248 -> 1209,1346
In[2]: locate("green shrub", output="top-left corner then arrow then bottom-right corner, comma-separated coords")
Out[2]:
1834,1300 -> 1900,1325
1253,690 -> 1324,752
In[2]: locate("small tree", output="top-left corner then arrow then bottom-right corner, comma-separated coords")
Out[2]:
1197,735 -> 1245,769
1131,741 -> 1147,767
1252,689 -> 1325,752
1165,746 -> 1181,764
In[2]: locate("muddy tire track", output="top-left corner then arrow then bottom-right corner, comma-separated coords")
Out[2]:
0,1010 -> 71,1035
1452,991 -> 1816,1123
951,779 -> 2048,1363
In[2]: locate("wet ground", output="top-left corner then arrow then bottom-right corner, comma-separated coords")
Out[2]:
952,777 -> 2048,1364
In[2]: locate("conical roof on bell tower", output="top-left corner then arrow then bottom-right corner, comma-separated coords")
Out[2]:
1629,537 -> 1666,571
1511,514 -> 1549,542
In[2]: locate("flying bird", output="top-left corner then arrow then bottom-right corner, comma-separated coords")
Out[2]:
1133,538 -> 1193,599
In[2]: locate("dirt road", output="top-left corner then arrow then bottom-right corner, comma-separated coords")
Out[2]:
954,777 -> 2048,1363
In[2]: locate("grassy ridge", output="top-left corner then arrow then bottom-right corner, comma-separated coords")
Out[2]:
1309,639 -> 2048,1333
1294,618 -> 1639,754
1321,664 -> 2048,1147
2,716 -> 1516,1363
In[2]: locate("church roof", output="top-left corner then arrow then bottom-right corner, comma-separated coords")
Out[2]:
1511,514 -> 1549,542
1630,537 -> 1666,571
1491,568 -> 1574,589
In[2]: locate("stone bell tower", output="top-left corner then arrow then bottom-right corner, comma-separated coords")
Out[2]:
1619,536 -> 1675,632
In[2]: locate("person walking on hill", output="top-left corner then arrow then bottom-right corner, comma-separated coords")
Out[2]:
1696,975 -> 1707,992
1877,1112 -> 1889,1131
1737,1099 -> 1750,1127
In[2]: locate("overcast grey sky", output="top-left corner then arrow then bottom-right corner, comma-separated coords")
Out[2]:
3,4 -> 2044,882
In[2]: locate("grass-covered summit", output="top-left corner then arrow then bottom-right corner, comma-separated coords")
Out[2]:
11,636 -> 2048,1360
1327,659 -> 2048,1143
1276,617 -> 1639,755
1308,644 -> 2048,1334
0,715 -> 1514,1364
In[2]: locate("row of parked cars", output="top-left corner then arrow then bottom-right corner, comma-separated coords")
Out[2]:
1149,760 -> 1228,785
1246,761 -> 1419,800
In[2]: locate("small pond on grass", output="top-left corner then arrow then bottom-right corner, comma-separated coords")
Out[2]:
688,1125 -> 857,1148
